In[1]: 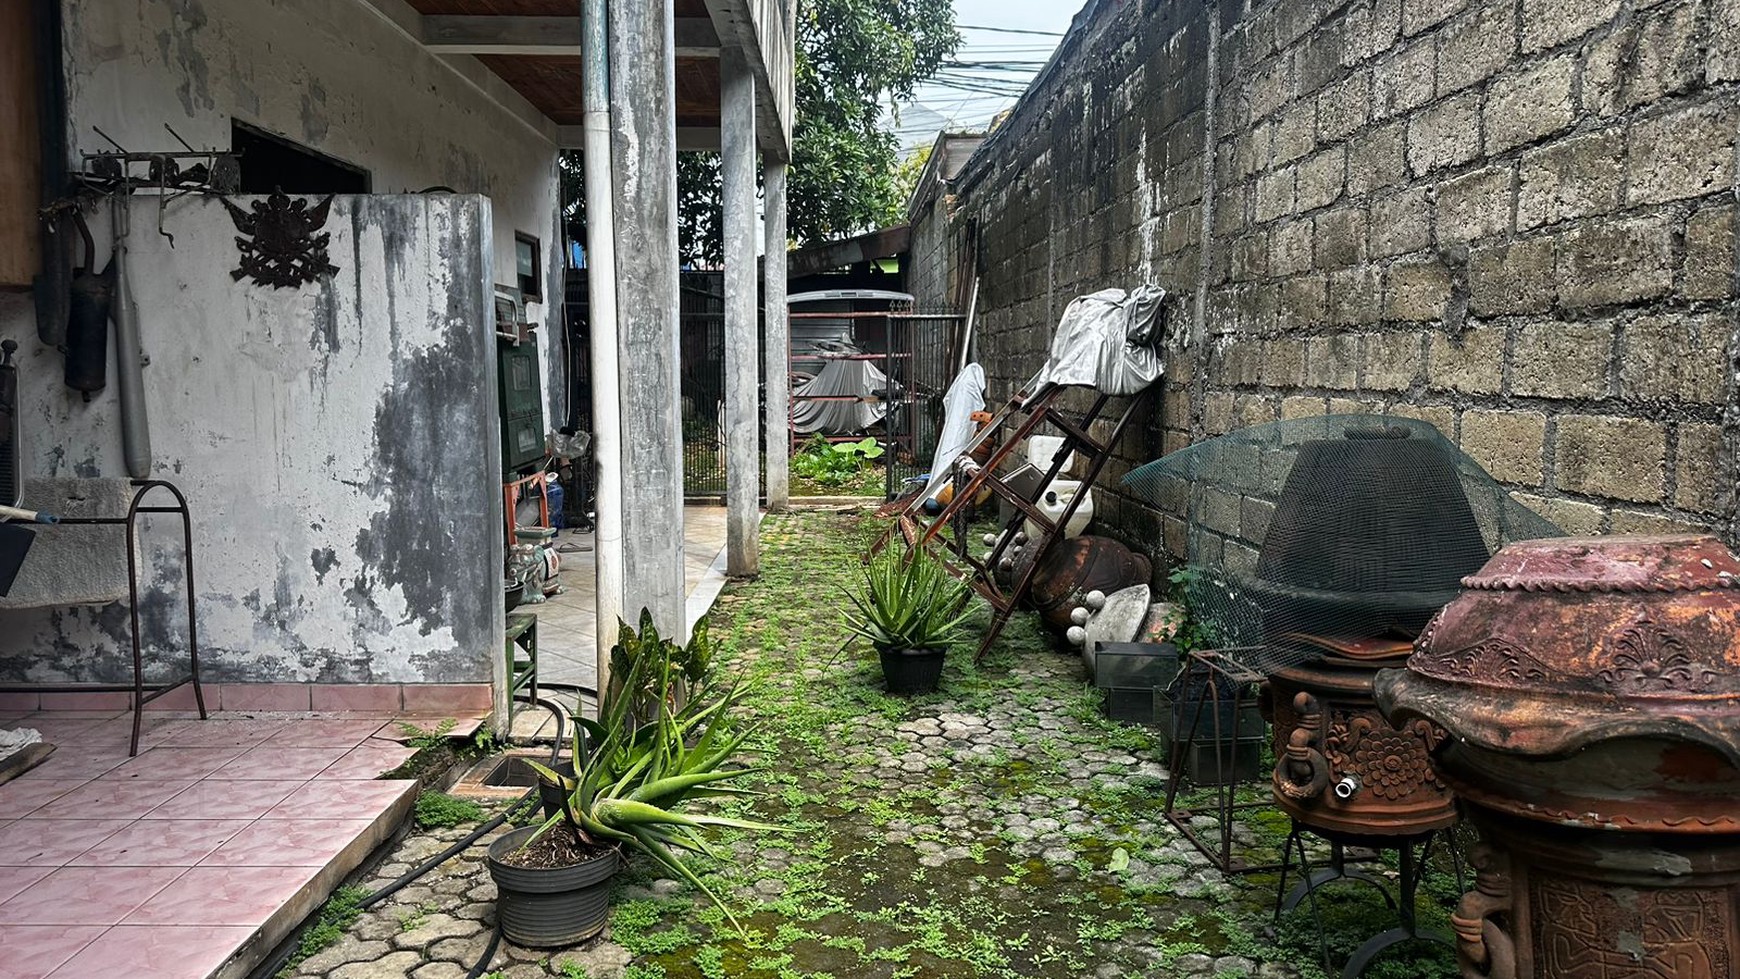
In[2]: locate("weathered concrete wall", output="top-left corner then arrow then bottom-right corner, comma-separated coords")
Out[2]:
59,0 -> 566,421
927,0 -> 1739,561
0,195 -> 503,685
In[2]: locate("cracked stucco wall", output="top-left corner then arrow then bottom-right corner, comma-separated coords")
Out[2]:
0,195 -> 503,684
0,0 -> 567,684
59,0 -> 566,424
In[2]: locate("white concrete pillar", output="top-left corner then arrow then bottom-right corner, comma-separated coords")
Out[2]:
609,0 -> 685,633
722,45 -> 760,576
763,161 -> 790,511
581,0 -> 624,685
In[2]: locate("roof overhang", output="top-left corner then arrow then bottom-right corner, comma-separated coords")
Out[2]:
789,225 -> 912,277
360,0 -> 793,159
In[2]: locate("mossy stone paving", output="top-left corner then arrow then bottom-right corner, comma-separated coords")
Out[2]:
297,511 -> 1462,979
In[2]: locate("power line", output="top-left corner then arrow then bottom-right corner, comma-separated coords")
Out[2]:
958,23 -> 1065,36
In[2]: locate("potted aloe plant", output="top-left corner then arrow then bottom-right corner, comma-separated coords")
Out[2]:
486,611 -> 782,946
844,547 -> 974,695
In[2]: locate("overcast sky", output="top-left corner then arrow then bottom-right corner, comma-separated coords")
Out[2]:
892,0 -> 1084,150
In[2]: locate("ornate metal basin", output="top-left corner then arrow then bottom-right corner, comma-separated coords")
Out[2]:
1376,535 -> 1740,979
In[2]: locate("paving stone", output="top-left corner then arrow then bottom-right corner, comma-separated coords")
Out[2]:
393,913 -> 483,950
297,937 -> 393,975
332,953 -> 427,979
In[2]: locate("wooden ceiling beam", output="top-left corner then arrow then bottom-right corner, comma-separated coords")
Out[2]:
422,15 -> 721,58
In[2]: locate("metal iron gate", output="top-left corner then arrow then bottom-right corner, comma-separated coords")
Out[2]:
680,273 -> 728,498
787,306 -> 961,499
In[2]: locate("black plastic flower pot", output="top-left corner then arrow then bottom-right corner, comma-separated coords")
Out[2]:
879,646 -> 946,696
485,825 -> 620,948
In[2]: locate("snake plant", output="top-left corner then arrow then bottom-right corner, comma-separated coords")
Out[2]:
524,610 -> 782,930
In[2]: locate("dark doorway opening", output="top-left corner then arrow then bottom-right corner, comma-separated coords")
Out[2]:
231,121 -> 370,195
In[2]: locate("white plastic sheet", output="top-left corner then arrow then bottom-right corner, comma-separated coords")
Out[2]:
790,358 -> 890,435
1023,285 -> 1166,404
921,363 -> 987,503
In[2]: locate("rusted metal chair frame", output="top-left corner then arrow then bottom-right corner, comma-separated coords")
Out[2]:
877,384 -> 1153,663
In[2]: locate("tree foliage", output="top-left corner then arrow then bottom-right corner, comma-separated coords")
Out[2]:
789,0 -> 959,247
560,0 -> 958,264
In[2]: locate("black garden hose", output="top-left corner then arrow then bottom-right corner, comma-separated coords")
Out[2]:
252,693 -> 570,979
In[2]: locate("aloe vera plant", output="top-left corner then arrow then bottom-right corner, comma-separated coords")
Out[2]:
843,546 -> 975,653
524,610 -> 782,929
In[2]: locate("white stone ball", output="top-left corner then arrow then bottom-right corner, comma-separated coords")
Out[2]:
1070,606 -> 1090,626
1066,625 -> 1087,646
1085,590 -> 1107,610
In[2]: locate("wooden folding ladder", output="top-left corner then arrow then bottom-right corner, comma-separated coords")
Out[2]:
877,384 -> 1154,662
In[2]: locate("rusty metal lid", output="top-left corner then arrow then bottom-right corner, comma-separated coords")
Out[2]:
1459,535 -> 1740,594
1377,535 -> 1740,766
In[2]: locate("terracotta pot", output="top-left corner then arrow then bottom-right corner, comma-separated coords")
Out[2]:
1377,535 -> 1740,979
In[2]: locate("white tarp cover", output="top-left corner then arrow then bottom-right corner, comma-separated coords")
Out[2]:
921,363 -> 987,503
1024,285 -> 1166,404
791,358 -> 890,435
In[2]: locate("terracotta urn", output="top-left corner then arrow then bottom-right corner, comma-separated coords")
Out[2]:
1376,535 -> 1740,979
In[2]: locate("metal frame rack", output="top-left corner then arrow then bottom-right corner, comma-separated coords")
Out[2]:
0,479 -> 204,756
787,309 -> 958,500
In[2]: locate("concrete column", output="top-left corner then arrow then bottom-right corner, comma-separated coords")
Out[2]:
609,0 -> 685,633
763,162 -> 790,511
722,46 -> 760,576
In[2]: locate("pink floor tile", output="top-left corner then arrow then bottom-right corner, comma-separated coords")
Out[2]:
316,744 -> 417,779
0,819 -> 134,867
9,717 -> 113,742
198,818 -> 376,867
218,684 -> 311,712
69,819 -> 252,867
45,924 -> 252,979
122,865 -> 318,925
265,717 -> 390,748
386,713 -> 488,741
98,747 -> 247,782
263,779 -> 415,820
30,779 -> 194,821
308,684 -> 402,713
0,866 -> 185,924
146,717 -> 285,748
0,694 -> 40,713
14,746 -> 127,782
402,683 -> 493,713
142,779 -> 304,821
211,745 -> 349,780
0,924 -> 108,979
0,782 -> 86,820
34,693 -> 131,713
0,868 -> 54,906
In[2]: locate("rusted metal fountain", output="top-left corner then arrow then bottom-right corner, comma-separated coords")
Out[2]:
1378,535 -> 1740,979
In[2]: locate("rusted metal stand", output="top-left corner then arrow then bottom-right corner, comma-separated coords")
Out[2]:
1274,822 -> 1460,979
877,384 -> 1153,662
0,479 -> 205,756
1160,647 -> 1283,874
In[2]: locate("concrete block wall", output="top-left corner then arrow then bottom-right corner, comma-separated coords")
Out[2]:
927,0 -> 1739,563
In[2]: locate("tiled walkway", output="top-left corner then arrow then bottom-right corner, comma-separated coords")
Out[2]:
527,506 -> 734,689
0,710 -> 461,979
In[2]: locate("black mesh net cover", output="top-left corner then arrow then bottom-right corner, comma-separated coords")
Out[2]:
1122,414 -> 1564,674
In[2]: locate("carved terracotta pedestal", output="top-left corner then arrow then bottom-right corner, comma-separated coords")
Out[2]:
1269,659 -> 1457,837
1379,536 -> 1740,979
